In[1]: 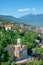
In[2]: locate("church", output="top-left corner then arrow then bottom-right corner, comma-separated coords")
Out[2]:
13,38 -> 28,61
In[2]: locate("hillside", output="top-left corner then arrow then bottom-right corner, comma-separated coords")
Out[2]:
0,14 -> 43,26
0,15 -> 18,23
19,14 -> 43,26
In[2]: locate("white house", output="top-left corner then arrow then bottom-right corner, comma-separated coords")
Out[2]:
4,24 -> 14,30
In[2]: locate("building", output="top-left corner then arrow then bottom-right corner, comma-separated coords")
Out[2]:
4,24 -> 14,30
6,38 -> 29,61
20,24 -> 24,29
19,29 -> 24,33
13,38 -> 28,61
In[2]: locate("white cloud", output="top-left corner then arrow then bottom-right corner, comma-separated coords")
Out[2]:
18,8 -> 30,12
18,8 -> 36,12
32,8 -> 36,11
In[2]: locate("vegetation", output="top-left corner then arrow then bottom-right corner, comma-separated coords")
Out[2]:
0,22 -> 43,65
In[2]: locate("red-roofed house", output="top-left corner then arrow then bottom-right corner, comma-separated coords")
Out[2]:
5,24 -> 14,30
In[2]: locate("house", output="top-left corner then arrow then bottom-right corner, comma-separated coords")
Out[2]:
19,29 -> 24,33
4,24 -> 14,30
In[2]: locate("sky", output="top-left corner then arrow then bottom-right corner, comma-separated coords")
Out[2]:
0,0 -> 43,18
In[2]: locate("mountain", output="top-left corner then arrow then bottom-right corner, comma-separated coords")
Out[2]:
0,15 -> 25,24
0,15 -> 18,23
0,14 -> 43,26
19,14 -> 43,26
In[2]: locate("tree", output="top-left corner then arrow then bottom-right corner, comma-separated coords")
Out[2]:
35,47 -> 43,54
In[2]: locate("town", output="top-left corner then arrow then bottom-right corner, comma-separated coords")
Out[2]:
0,21 -> 43,65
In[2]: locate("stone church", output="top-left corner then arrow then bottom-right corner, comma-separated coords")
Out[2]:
13,38 -> 28,61
6,38 -> 28,61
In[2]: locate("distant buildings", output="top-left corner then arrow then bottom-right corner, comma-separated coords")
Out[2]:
20,24 -> 24,29
40,27 -> 43,34
0,22 -> 2,26
36,27 -> 43,34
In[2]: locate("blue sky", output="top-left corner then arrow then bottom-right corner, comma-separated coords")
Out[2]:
0,0 -> 43,18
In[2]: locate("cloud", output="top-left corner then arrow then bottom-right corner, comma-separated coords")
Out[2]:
18,8 -> 36,12
32,8 -> 36,11
18,8 -> 30,12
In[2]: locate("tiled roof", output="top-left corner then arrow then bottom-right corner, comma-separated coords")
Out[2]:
5,24 -> 14,27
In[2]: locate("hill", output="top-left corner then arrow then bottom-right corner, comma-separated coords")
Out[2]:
0,15 -> 18,23
0,14 -> 43,26
19,14 -> 43,26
